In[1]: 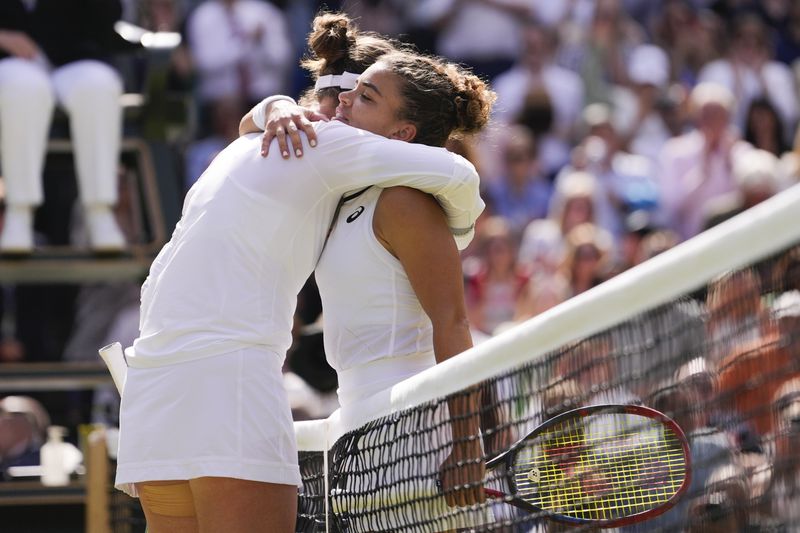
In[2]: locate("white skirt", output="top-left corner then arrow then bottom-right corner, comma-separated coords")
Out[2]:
115,348 -> 301,497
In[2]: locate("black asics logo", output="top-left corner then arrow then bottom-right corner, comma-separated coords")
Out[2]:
346,206 -> 365,223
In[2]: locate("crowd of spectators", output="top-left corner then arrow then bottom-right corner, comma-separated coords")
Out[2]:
1,2 -> 800,527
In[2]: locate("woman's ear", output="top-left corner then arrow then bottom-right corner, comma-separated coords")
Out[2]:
389,122 -> 417,142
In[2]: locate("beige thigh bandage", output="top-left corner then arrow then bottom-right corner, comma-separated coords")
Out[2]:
138,482 -> 196,517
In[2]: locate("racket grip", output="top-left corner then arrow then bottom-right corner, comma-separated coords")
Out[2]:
99,341 -> 128,395
484,488 -> 505,499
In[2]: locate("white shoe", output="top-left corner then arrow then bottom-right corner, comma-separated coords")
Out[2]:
0,206 -> 34,254
86,205 -> 126,253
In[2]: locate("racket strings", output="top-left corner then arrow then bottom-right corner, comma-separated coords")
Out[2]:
510,413 -> 687,519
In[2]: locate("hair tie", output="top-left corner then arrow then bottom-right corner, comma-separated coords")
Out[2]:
315,71 -> 360,91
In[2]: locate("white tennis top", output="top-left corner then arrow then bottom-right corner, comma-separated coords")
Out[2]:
315,187 -> 437,405
130,121 -> 483,368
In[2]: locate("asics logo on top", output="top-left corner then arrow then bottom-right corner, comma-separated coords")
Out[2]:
346,206 -> 365,223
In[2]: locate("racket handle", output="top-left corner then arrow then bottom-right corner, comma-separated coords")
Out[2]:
484,488 -> 506,499
99,342 -> 127,394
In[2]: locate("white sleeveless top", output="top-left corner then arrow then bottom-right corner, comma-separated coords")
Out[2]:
315,187 -> 436,405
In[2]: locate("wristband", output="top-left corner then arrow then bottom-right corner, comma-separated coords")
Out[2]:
252,95 -> 297,131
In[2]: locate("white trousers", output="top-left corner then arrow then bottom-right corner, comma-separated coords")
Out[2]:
0,57 -> 122,207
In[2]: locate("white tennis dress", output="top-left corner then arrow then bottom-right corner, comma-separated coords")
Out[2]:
315,187 -> 493,531
316,186 -> 437,406
116,121 -> 484,496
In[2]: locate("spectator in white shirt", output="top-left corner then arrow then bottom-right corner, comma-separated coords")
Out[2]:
409,0 -> 533,81
612,44 -> 675,162
186,0 -> 292,118
698,12 -> 798,144
492,20 -> 585,177
657,82 -> 752,240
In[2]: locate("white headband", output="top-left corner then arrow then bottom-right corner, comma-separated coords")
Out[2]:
315,71 -> 360,91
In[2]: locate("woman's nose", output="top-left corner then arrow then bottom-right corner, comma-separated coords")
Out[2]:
339,89 -> 354,106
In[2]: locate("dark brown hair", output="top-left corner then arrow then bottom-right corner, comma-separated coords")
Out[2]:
378,51 -> 496,147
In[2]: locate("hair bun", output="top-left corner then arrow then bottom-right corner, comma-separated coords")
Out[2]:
448,68 -> 495,135
307,13 -> 356,67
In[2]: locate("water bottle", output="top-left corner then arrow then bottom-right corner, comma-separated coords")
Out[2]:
40,426 -> 69,486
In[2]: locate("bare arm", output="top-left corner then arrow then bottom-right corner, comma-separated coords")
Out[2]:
374,186 -> 484,507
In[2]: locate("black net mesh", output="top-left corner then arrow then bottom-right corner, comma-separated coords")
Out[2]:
296,242 -> 800,532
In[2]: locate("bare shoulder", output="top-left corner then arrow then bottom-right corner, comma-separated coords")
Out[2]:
374,187 -> 449,254
378,187 -> 444,219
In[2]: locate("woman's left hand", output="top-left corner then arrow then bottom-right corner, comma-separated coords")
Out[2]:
262,101 -> 328,158
438,438 -> 486,507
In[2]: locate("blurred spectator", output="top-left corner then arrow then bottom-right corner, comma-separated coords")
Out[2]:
657,82 -> 752,240
648,378 -> 737,530
559,0 -> 645,106
528,0 -> 594,30
615,209 -> 655,272
136,0 -> 184,32
558,104 -> 658,241
706,268 -> 770,364
492,20 -> 585,176
686,464 -> 750,532
776,124 -> 800,189
186,0 -> 291,133
556,333 -> 639,405
698,11 -> 799,142
772,247 -> 800,296
634,228 -> 680,264
611,44 -> 675,162
703,148 -> 780,230
185,96 -> 245,191
772,0 -> 800,66
652,1 -> 724,87
549,171 -> 598,238
0,0 -> 135,254
560,223 -> 614,296
767,377 -> 800,526
743,97 -> 790,156
340,0 -> 405,38
514,272 -> 569,323
410,0 -> 533,82
485,125 -> 551,234
517,218 -> 565,276
715,290 -> 800,437
675,356 -> 722,427
542,376 -> 584,419
0,396 -> 50,480
464,216 -> 529,336
611,295 -> 706,403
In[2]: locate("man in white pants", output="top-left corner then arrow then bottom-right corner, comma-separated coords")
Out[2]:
0,0 -> 131,254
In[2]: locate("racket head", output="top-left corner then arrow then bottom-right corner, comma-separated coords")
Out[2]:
487,404 -> 691,527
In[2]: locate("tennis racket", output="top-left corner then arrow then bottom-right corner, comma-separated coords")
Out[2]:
483,404 -> 691,527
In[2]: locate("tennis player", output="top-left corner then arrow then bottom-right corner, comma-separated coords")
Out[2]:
241,12 -> 501,530
115,41 -> 486,533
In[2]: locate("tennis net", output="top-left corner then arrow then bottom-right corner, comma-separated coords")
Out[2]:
294,184 -> 800,532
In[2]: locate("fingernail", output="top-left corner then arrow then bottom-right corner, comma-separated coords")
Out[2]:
310,139 -> 317,147
282,151 -> 289,158
295,149 -> 302,157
